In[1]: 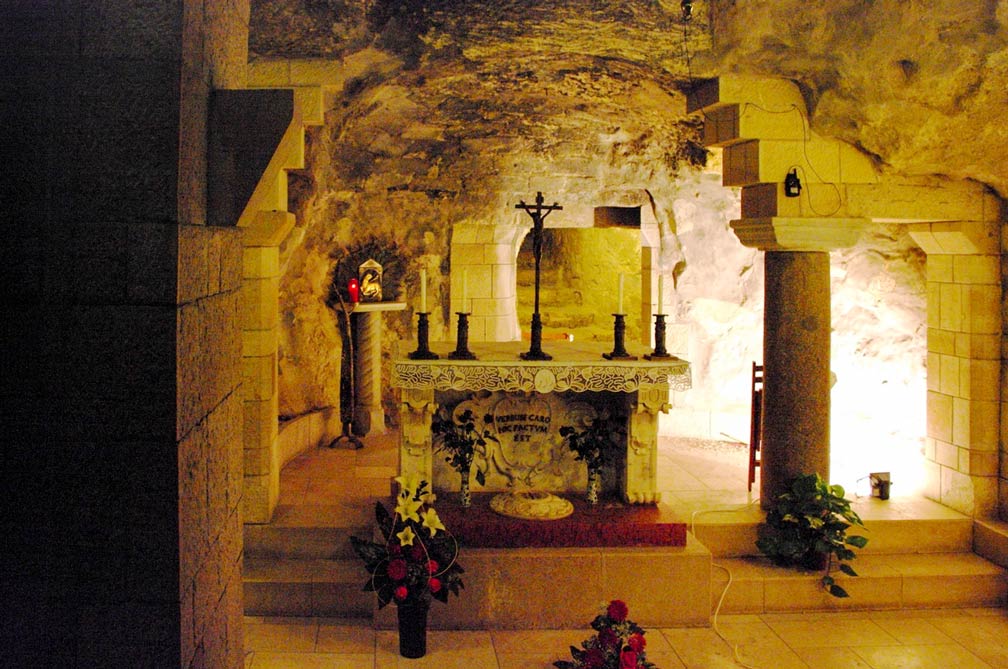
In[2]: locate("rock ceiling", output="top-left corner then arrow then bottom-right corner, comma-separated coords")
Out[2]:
251,0 -> 1008,196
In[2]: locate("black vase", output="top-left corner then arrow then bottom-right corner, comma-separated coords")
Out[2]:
397,602 -> 429,658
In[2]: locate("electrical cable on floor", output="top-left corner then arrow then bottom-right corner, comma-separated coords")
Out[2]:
690,501 -> 763,669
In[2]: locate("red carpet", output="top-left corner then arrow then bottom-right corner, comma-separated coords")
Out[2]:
436,493 -> 687,548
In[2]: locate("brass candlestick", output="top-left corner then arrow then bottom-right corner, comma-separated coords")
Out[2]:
603,313 -> 637,360
408,312 -> 439,360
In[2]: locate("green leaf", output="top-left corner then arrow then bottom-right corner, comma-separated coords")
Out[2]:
846,535 -> 869,549
827,583 -> 851,598
475,468 -> 486,486
838,563 -> 858,577
822,575 -> 835,587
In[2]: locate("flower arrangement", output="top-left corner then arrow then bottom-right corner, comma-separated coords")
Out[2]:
430,406 -> 496,505
559,412 -> 625,504
554,600 -> 657,669
349,473 -> 464,608
558,412 -> 624,472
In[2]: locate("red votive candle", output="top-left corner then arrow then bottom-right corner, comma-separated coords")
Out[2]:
348,278 -> 359,303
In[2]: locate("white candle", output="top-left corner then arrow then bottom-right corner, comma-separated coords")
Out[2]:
657,274 -> 663,315
420,268 -> 427,312
461,268 -> 468,312
617,273 -> 624,314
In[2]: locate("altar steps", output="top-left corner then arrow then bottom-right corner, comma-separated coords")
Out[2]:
690,496 -> 1008,614
243,441 -> 1007,623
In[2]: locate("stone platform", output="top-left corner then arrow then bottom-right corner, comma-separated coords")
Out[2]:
374,537 -> 712,630
438,493 -> 687,548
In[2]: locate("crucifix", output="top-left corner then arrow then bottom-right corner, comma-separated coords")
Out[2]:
516,191 -> 562,361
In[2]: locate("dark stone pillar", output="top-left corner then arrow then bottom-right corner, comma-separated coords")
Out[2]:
761,251 -> 831,506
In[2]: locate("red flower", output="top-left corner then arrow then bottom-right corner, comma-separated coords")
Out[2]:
607,599 -> 629,622
429,577 -> 442,593
386,559 -> 408,581
389,543 -> 402,556
627,633 -> 646,653
582,648 -> 605,669
410,544 -> 426,561
428,559 -> 439,575
598,628 -> 620,650
393,585 -> 408,601
619,649 -> 638,669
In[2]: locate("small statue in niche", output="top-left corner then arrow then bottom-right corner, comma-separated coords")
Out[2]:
359,258 -> 383,302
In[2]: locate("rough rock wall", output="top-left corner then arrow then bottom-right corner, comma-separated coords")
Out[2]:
255,1 -> 979,493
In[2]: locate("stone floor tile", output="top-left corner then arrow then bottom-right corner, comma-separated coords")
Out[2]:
853,643 -> 994,669
791,646 -> 873,669
243,619 -> 318,652
868,617 -> 953,645
375,630 -> 497,669
491,629 -> 589,655
762,618 -> 898,648
315,619 -> 375,654
248,651 -> 373,669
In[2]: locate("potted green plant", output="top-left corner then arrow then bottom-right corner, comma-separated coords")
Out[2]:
559,412 -> 624,505
755,473 -> 869,597
430,406 -> 495,507
349,474 -> 464,658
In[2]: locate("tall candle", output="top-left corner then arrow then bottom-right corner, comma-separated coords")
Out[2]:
461,269 -> 468,312
657,274 -> 663,315
617,273 -> 624,314
420,268 -> 427,312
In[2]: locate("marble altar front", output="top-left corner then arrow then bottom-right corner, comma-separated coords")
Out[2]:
392,341 -> 691,503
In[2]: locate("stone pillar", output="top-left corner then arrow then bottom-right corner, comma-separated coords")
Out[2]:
761,251 -> 832,505
241,212 -> 294,523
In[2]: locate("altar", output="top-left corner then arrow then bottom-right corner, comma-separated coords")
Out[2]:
392,341 -> 691,504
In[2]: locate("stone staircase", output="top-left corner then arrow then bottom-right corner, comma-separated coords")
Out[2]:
243,436 -> 398,618
691,497 -> 1008,614
244,435 -> 1007,623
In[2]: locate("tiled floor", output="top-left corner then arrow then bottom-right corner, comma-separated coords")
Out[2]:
246,436 -> 1008,667
244,608 -> 1008,668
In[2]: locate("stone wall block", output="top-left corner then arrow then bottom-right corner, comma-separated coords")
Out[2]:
244,396 -> 278,450
926,283 -> 940,328
969,284 -> 1000,333
242,353 -> 277,401
927,328 -> 955,354
926,391 -> 953,443
451,243 -> 484,265
966,358 -> 1000,401
970,399 -> 1000,449
953,255 -> 1000,285
926,255 -> 954,283
242,326 -> 279,358
243,247 -> 280,279
935,439 -> 959,469
178,225 -> 211,304
968,450 -> 1000,477
937,283 -> 962,331
952,396 -> 970,447
243,475 -> 270,524
241,277 -> 279,330
248,58 -> 290,86
938,354 -> 959,396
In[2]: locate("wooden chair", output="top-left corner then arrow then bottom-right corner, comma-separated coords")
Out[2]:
748,362 -> 764,492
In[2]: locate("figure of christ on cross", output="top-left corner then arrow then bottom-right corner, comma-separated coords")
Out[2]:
516,192 -> 562,360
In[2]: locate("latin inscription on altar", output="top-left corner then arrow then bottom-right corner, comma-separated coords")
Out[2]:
434,393 -> 598,492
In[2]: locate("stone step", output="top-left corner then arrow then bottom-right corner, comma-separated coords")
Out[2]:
713,552 -> 1008,614
374,537 -> 713,630
243,556 -> 373,618
690,496 -> 974,558
975,518 -> 1008,569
